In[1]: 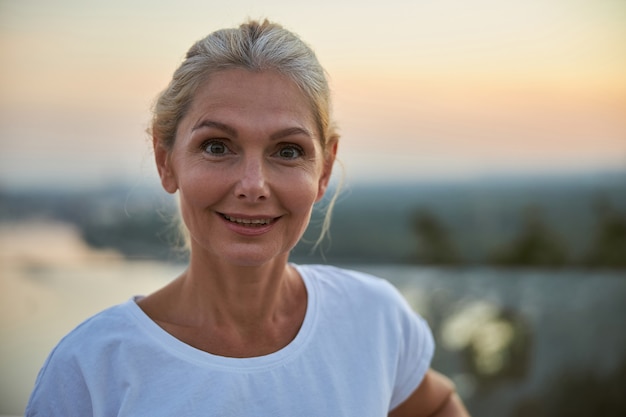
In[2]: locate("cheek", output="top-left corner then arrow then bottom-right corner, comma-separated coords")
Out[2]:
176,166 -> 227,210
284,169 -> 323,203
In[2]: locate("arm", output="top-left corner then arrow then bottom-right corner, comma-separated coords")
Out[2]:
389,369 -> 470,417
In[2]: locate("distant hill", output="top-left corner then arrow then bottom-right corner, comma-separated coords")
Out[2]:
293,171 -> 626,266
1,171 -> 625,267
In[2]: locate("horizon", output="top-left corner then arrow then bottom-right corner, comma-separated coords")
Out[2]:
1,166 -> 625,194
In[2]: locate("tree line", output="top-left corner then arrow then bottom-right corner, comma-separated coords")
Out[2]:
412,198 -> 626,268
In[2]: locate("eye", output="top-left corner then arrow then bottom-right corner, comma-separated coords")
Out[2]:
202,140 -> 230,156
276,144 -> 304,160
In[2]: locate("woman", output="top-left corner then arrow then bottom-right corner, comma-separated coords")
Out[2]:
27,20 -> 469,416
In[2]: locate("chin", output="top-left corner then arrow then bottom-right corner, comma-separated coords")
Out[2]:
217,246 -> 292,268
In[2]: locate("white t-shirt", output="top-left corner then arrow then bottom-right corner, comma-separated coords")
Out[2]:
26,264 -> 434,417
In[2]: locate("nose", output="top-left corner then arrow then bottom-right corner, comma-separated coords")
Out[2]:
234,157 -> 269,202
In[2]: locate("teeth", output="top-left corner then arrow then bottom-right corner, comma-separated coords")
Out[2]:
224,215 -> 272,225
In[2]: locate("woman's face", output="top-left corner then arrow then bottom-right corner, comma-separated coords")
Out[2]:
155,69 -> 336,267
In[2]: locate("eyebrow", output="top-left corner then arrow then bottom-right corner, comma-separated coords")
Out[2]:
192,120 -> 237,137
192,120 -> 314,141
270,127 -> 314,141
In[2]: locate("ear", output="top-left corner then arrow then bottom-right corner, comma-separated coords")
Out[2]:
153,136 -> 178,194
315,139 -> 338,202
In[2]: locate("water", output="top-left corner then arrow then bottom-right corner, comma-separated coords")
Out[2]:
2,249 -> 625,415
362,265 -> 626,416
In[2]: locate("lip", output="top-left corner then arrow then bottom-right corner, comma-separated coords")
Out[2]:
217,212 -> 280,236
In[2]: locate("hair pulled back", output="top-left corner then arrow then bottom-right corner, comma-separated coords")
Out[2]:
151,19 -> 338,154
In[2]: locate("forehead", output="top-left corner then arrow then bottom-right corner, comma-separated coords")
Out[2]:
185,69 -> 315,130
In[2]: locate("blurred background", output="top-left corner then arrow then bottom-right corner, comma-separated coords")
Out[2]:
1,0 -> 625,416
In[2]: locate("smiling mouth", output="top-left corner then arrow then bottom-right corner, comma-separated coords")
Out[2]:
220,214 -> 276,227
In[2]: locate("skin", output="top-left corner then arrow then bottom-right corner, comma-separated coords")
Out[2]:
141,68 -> 469,415
390,371 -> 470,417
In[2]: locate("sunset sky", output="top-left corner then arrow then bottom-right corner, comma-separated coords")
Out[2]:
1,0 -> 624,189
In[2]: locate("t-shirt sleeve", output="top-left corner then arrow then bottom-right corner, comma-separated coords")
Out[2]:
388,291 -> 435,411
25,344 -> 94,417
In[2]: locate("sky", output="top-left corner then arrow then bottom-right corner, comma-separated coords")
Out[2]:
0,0 -> 625,189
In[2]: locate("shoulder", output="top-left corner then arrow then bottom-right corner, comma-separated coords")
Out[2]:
62,299 -> 136,340
37,299 -> 139,370
297,264 -> 432,342
297,264 -> 435,410
295,264 -> 415,322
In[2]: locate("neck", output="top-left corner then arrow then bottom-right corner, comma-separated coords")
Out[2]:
137,248 -> 307,357
182,251 -> 297,329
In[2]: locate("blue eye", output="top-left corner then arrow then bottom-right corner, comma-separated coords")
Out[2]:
277,145 -> 303,159
203,140 -> 229,155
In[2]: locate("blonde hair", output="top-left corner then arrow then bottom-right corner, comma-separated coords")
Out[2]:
150,19 -> 341,251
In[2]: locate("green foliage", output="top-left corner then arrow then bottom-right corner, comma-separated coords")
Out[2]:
489,206 -> 569,268
586,198 -> 626,268
411,209 -> 462,265
513,359 -> 626,417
